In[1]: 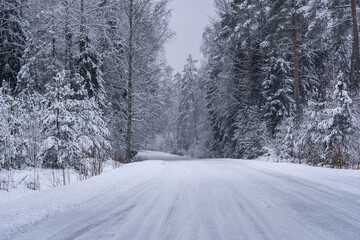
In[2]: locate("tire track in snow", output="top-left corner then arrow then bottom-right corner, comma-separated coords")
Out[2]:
221,160 -> 360,240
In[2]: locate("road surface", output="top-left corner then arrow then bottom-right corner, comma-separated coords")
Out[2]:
12,158 -> 360,240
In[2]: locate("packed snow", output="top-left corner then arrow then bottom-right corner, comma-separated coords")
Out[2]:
136,150 -> 189,161
1,153 -> 360,240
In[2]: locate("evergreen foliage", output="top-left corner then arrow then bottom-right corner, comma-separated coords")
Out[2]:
0,0 -> 26,93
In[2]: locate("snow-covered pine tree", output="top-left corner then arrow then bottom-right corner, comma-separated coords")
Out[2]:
15,27 -> 44,95
0,86 -> 14,169
0,0 -> 26,93
151,71 -> 182,153
262,0 -> 299,135
262,57 -> 295,135
17,89 -> 47,169
321,74 -> 359,168
15,0 -> 61,94
232,0 -> 264,105
74,82 -> 111,176
40,71 -> 80,170
171,71 -> 182,149
201,3 -> 242,158
177,55 -> 200,156
41,70 -> 111,176
282,124 -> 295,161
75,0 -> 106,106
304,0 -> 352,94
233,106 -> 264,159
300,96 -> 327,165
0,84 -> 24,169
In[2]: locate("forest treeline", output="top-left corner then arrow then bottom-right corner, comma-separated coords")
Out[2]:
0,0 -> 173,175
1,0 -> 360,175
172,0 -> 360,169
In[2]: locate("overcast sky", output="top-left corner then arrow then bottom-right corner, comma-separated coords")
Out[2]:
165,0 -> 216,74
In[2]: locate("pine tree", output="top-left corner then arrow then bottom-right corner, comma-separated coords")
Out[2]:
16,31 -> 42,94
202,5 -> 241,158
17,89 -> 47,169
233,106 -> 264,159
75,84 -> 111,159
0,0 -> 26,93
282,125 -> 295,160
40,71 -> 80,169
0,84 -> 23,169
177,55 -> 199,155
40,70 -> 111,173
301,73 -> 360,167
262,57 -> 295,135
304,0 -> 351,93
75,0 -> 106,105
322,74 -> 359,168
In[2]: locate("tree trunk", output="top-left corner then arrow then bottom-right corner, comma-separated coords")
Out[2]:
51,0 -> 56,78
64,0 -> 72,73
80,0 -> 85,50
126,0 -> 134,162
331,47 -> 337,82
20,0 -> 23,18
247,24 -> 253,105
191,91 -> 198,143
260,1 -> 265,86
351,0 -> 360,90
350,49 -> 355,91
292,1 -> 300,116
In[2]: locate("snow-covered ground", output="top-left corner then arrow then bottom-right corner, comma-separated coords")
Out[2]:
0,162 -> 120,205
1,154 -> 360,240
136,150 -> 188,160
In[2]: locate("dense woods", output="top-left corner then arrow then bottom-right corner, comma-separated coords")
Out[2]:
195,0 -> 360,168
1,0 -> 360,177
0,0 -> 173,177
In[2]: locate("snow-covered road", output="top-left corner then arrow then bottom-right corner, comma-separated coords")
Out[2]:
7,157 -> 360,240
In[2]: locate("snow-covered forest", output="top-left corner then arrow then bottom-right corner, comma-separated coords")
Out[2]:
195,0 -> 360,168
2,1 -> 360,239
1,0 -> 360,184
0,0 -> 174,179
159,0 -> 360,169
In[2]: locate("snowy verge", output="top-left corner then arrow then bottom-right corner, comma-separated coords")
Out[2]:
239,159 -> 360,196
0,161 -> 168,239
0,161 -> 119,205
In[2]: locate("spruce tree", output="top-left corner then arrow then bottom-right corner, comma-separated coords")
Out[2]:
323,75 -> 358,168
177,55 -> 200,155
0,0 -> 26,93
0,84 -> 23,169
75,0 -> 106,106
40,71 -> 80,169
233,106 -> 264,159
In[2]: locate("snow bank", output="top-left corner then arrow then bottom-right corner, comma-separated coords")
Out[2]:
0,162 -> 119,205
239,159 -> 360,196
0,161 -> 167,238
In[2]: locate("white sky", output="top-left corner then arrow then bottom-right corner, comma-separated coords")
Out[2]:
165,0 -> 216,74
